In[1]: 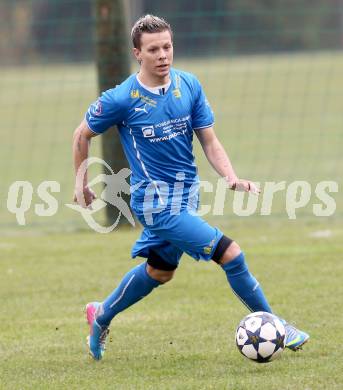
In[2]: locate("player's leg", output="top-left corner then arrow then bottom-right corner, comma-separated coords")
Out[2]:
145,210 -> 309,351
143,211 -> 268,313
86,229 -> 181,360
86,261 -> 170,361
96,252 -> 176,327
212,237 -> 272,313
212,236 -> 309,350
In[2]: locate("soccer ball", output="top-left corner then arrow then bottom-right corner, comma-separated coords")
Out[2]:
235,311 -> 286,363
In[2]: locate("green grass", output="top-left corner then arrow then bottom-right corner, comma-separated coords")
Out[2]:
0,52 -> 342,388
0,221 -> 343,389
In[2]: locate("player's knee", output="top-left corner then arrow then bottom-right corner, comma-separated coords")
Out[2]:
211,235 -> 241,265
147,250 -> 178,283
146,264 -> 175,283
219,241 -> 241,265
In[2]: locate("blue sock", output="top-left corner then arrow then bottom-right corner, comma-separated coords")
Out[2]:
96,262 -> 161,327
222,252 -> 272,313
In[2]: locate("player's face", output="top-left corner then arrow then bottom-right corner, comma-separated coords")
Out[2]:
134,30 -> 173,83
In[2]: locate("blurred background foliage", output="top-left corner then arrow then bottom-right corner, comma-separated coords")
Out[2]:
1,0 -> 342,65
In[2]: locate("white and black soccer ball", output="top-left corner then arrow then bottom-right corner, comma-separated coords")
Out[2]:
235,311 -> 286,363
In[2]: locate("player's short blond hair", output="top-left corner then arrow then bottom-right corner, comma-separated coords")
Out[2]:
131,14 -> 173,49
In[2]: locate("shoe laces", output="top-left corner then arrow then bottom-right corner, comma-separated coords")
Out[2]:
99,327 -> 110,350
284,323 -> 298,343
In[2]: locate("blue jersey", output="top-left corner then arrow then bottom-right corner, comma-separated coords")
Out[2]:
85,68 -> 214,212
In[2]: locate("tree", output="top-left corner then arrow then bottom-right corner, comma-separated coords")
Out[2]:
95,0 -> 132,226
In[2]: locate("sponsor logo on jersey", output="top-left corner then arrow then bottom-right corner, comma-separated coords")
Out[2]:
140,94 -> 157,107
134,104 -> 148,114
131,89 -> 157,107
142,126 -> 155,138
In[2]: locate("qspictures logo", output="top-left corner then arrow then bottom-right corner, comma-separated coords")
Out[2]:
65,157 -> 142,233
5,158 -> 143,233
3,157 -> 340,233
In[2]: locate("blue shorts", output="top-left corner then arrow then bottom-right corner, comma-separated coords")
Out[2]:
131,208 -> 223,268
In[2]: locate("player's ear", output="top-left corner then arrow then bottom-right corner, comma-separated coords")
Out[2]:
133,47 -> 141,64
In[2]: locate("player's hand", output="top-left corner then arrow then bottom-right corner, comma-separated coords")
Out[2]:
73,186 -> 97,208
230,179 -> 260,195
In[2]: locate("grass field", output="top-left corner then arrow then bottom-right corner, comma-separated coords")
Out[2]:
0,52 -> 342,389
1,222 -> 343,389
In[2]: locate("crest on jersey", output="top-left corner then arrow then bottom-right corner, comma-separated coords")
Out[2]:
131,89 -> 140,98
203,238 -> 216,255
172,88 -> 181,98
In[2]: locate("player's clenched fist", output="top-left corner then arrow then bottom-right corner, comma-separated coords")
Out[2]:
230,179 -> 260,194
73,186 -> 96,208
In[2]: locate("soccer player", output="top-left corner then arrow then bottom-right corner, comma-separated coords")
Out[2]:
73,15 -> 309,360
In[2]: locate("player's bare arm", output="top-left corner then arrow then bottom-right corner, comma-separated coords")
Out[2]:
195,126 -> 260,194
72,119 -> 98,207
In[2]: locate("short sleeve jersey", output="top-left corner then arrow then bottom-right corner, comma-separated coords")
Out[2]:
85,68 -> 214,211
